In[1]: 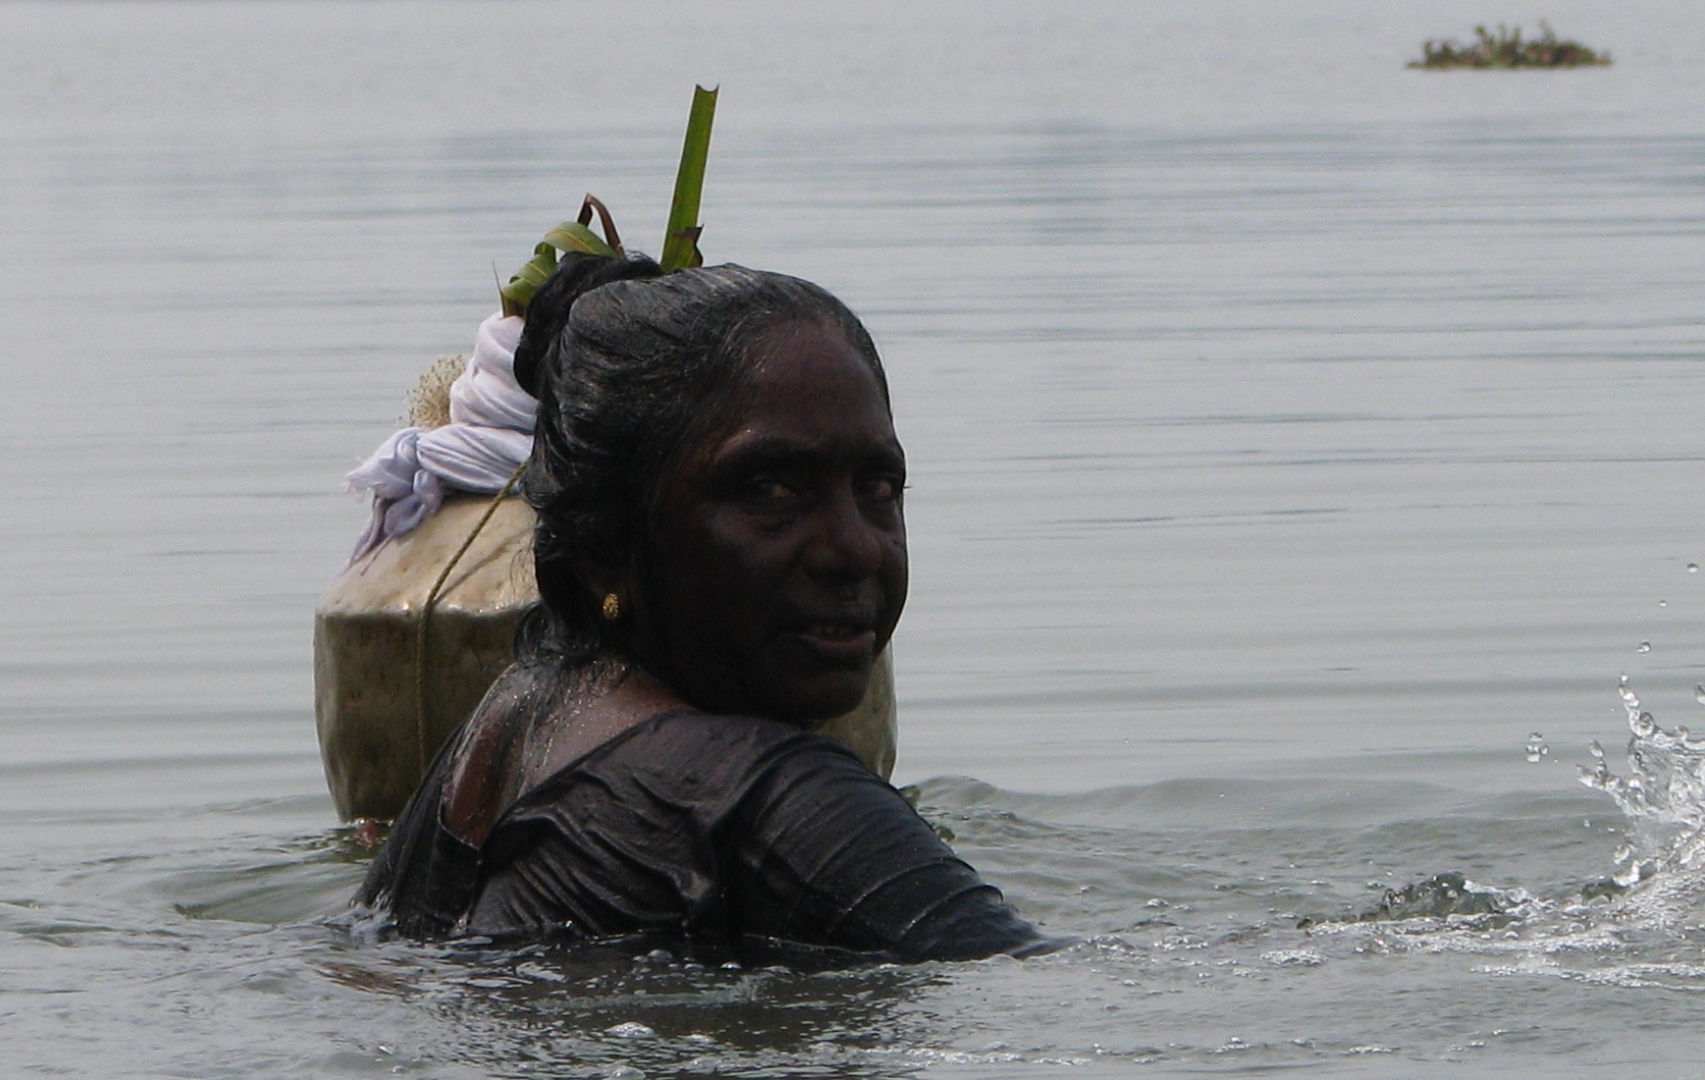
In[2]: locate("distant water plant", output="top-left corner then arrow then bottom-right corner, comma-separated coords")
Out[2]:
1410,22 -> 1611,69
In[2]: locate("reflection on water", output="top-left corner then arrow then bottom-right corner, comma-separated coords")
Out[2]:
5,0 -> 1705,1074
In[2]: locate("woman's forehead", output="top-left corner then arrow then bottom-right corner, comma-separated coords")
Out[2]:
739,319 -> 883,399
693,325 -> 901,468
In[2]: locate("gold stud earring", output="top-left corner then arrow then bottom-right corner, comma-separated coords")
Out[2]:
601,593 -> 621,621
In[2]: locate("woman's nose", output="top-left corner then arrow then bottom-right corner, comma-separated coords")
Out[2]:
803,484 -> 885,581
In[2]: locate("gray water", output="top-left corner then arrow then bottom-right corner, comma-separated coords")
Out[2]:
4,1 -> 1705,1074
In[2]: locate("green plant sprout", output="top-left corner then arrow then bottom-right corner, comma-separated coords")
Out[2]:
659,85 -> 718,272
498,85 -> 719,317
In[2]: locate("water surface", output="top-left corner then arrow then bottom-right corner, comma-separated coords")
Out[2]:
3,1 -> 1704,1074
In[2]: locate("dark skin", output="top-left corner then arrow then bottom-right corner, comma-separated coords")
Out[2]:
633,317 -> 908,722
446,317 -> 908,842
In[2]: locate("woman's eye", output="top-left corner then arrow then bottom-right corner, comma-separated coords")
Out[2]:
744,479 -> 799,506
860,475 -> 903,505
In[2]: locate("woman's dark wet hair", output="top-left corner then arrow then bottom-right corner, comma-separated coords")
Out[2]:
512,254 -> 889,671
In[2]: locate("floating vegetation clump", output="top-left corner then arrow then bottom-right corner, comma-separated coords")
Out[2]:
1295,871 -> 1527,929
1410,22 -> 1611,69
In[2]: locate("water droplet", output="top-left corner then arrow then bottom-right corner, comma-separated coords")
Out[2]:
1633,711 -> 1658,738
1525,733 -> 1549,763
1695,685 -> 1705,706
1690,563 -> 1700,574
1659,599 -> 1668,608
1638,641 -> 1652,654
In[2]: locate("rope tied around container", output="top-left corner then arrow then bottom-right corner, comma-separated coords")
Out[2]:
414,461 -> 529,778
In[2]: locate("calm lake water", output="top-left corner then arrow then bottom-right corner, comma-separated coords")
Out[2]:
4,1 -> 1705,1075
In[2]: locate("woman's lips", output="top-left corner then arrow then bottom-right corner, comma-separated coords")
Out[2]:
790,623 -> 877,665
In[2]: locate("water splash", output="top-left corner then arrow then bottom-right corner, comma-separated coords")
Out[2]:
1579,676 -> 1705,886
1296,872 -> 1533,930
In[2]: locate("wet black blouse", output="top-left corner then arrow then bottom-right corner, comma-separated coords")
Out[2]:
357,709 -> 1046,962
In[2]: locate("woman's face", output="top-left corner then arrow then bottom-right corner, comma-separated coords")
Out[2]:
639,318 -> 908,723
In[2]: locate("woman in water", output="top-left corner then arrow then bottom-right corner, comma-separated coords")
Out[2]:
358,254 -> 1049,961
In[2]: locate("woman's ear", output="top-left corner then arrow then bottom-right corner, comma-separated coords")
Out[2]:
566,548 -> 626,619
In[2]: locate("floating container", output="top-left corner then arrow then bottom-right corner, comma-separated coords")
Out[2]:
315,495 -> 897,821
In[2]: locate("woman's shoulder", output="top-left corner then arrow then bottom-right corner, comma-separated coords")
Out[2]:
629,709 -> 857,762
442,661 -> 558,844
502,710 -> 866,820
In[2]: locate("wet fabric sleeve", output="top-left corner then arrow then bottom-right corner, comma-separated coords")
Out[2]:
726,737 -> 1047,961
462,713 -> 794,941
367,710 -> 1049,960
355,731 -> 480,940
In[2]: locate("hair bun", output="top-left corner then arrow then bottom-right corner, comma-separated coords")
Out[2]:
512,253 -> 664,397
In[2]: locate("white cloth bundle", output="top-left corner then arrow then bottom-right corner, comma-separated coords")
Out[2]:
344,313 -> 534,566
